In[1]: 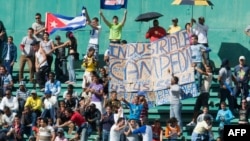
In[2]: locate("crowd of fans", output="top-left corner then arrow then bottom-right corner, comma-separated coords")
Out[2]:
0,6 -> 250,141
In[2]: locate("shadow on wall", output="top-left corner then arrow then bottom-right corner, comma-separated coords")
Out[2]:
218,42 -> 250,67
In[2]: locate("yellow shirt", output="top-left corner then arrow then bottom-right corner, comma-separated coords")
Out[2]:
82,56 -> 97,72
24,96 -> 42,111
167,25 -> 181,34
193,120 -> 209,134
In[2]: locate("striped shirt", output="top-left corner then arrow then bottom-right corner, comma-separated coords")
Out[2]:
16,89 -> 30,100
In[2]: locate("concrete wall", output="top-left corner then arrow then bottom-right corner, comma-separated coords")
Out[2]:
1,0 -> 250,69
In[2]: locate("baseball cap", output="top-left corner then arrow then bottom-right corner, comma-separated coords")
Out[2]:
57,128 -> 64,133
19,81 -> 26,86
30,40 -> 40,46
44,90 -> 52,95
172,18 -> 178,22
31,89 -> 37,94
137,91 -> 146,96
239,56 -> 245,60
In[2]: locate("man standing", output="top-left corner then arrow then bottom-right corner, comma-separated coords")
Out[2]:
100,10 -> 127,44
167,18 -> 181,34
32,13 -> 45,41
19,27 -> 36,83
145,19 -> 167,42
0,20 -> 7,63
85,8 -> 101,60
1,36 -> 17,76
233,56 -> 250,106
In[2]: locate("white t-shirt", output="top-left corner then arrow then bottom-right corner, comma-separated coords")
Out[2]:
32,22 -> 45,41
40,40 -> 53,54
192,23 -> 209,44
0,96 -> 18,111
190,44 -> 207,63
38,125 -> 55,141
89,25 -> 101,45
109,124 -> 125,141
201,73 -> 213,93
35,49 -> 48,67
44,96 -> 58,109
1,112 -> 16,126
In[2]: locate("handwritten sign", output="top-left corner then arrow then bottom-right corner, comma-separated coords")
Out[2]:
109,30 -> 198,105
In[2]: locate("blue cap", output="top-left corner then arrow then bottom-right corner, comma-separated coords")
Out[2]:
137,91 -> 146,96
44,90 -> 52,95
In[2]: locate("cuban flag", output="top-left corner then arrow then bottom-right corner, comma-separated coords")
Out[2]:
46,7 -> 87,34
101,0 -> 127,10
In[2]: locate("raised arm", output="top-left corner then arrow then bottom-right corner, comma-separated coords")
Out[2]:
99,10 -> 112,27
120,10 -> 127,27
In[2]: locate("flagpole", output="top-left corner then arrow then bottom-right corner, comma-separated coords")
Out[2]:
45,12 -> 48,33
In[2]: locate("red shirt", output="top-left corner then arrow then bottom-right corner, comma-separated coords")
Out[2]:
70,111 -> 86,127
145,26 -> 167,42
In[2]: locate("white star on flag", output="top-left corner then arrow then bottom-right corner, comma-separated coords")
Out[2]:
50,21 -> 57,28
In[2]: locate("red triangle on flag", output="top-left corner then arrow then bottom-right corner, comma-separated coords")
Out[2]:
46,13 -> 66,34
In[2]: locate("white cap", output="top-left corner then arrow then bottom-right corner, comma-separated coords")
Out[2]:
239,56 -> 245,60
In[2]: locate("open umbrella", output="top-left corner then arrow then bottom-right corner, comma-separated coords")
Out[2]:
135,12 -> 163,22
171,0 -> 214,18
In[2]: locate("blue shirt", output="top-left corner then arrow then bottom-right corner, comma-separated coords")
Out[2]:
190,44 -> 209,63
128,103 -> 143,120
216,108 -> 234,129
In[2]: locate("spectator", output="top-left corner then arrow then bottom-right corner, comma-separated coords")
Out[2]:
54,128 -> 68,141
218,59 -> 237,113
85,8 -> 101,60
21,106 -> 33,137
167,76 -> 183,132
121,95 -> 143,124
82,47 -> 98,93
45,72 -> 61,97
19,27 -> 36,83
151,119 -> 163,141
215,101 -> 235,141
191,115 -> 212,141
185,22 -> 192,44
0,89 -> 18,113
138,91 -> 149,121
0,106 -> 16,131
85,73 -> 104,114
0,65 -> 14,98
84,103 -> 102,140
1,36 -> 17,76
64,93 -> 78,111
33,40 -> 49,92
63,84 -> 79,99
167,18 -> 181,34
52,31 -> 78,84
56,101 -> 70,126
145,19 -> 167,42
5,115 -> 23,141
36,118 -> 55,141
190,34 -> 211,91
41,90 -> 58,124
0,20 -> 7,63
16,81 -> 30,115
104,90 -> 121,113
101,106 -> 114,141
187,64 -> 213,126
124,119 -> 140,141
131,117 -> 153,141
99,67 -> 109,96
233,56 -> 250,107
109,117 -> 126,141
24,90 -> 42,127
40,32 -> 55,72
32,13 -> 45,41
57,107 -> 88,141
54,35 -> 67,82
99,10 -> 127,44
191,17 -> 209,47
165,117 -> 181,141
238,99 -> 249,125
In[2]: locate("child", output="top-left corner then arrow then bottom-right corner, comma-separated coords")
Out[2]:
152,119 -> 163,141
55,128 -> 68,141
165,117 -> 181,141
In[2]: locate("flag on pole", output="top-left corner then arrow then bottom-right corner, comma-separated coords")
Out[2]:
100,0 -> 127,10
46,7 -> 87,34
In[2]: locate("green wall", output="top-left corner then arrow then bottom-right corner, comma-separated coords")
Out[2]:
1,0 -> 250,69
